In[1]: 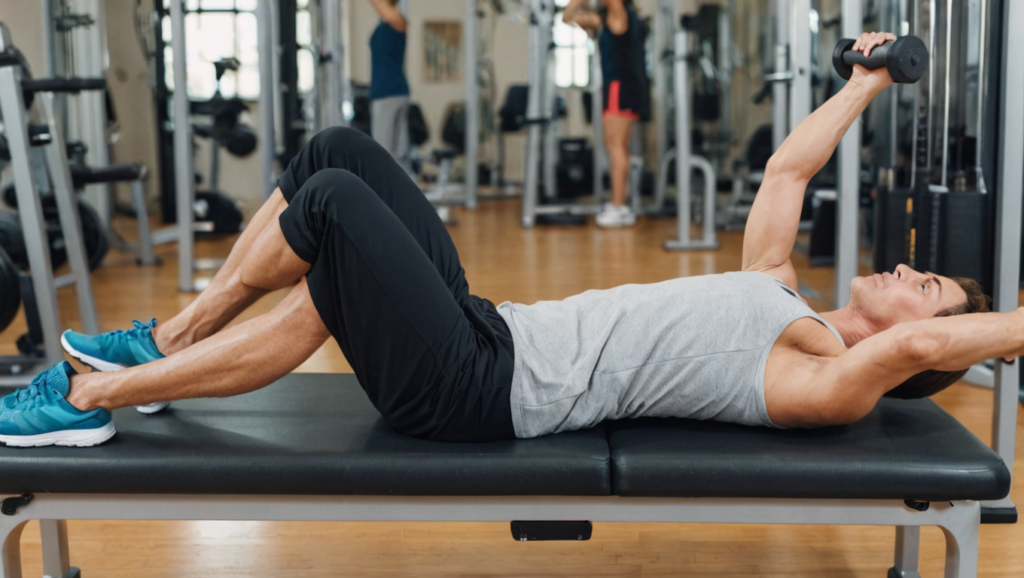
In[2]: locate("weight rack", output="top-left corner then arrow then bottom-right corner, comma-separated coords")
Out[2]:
0,22 -> 100,385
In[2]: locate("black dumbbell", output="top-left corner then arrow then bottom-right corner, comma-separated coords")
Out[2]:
832,36 -> 928,83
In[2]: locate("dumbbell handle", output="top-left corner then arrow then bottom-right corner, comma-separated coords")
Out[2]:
840,41 -> 893,70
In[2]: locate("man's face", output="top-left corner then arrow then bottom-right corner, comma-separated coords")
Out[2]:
849,264 -> 968,328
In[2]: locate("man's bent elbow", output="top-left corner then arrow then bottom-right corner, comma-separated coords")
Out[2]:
895,327 -> 946,369
764,153 -> 809,183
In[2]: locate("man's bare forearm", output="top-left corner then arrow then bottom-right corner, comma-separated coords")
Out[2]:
767,81 -> 882,181
905,309 -> 1024,373
741,80 -> 884,274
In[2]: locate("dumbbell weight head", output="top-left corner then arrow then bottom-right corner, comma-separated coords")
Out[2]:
832,38 -> 857,81
833,36 -> 928,84
0,246 -> 20,334
42,201 -> 108,271
77,200 -> 109,271
194,191 -> 244,237
0,209 -> 26,268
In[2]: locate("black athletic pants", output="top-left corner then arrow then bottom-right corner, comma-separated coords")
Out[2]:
277,127 -> 517,442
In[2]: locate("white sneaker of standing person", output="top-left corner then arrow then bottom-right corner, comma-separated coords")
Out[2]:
595,203 -> 636,228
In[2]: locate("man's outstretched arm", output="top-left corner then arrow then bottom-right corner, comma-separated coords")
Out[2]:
742,32 -> 895,288
769,309 -> 1024,428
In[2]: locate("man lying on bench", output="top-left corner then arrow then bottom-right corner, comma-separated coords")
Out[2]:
0,32 -> 1011,448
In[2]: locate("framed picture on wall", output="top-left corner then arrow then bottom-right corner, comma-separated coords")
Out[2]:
423,21 -> 462,83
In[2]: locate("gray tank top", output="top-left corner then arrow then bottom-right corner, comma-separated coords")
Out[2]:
495,271 -> 845,438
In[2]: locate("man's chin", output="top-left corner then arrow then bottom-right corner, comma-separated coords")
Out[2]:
847,276 -> 873,305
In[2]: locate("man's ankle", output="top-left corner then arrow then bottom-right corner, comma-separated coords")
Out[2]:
151,324 -> 187,356
66,373 -> 101,412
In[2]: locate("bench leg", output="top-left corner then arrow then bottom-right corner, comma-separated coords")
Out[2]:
0,519 -> 28,578
132,180 -> 159,266
939,502 -> 980,578
39,520 -> 78,578
887,526 -> 921,578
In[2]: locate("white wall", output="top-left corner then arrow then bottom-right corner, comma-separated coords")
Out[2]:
0,6 -> 46,74
104,0 -> 161,210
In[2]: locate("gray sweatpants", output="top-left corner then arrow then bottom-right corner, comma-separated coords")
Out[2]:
371,95 -> 411,169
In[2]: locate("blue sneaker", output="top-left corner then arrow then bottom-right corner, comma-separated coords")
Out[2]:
61,319 -> 165,371
0,362 -> 115,447
61,319 -> 169,415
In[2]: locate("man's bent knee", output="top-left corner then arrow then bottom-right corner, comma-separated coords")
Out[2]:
300,169 -> 377,216
308,126 -> 375,157
288,169 -> 388,244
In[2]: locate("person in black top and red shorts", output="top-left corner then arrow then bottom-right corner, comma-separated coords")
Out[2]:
564,0 -> 646,227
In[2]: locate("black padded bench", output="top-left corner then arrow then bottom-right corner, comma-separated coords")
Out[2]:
0,374 -> 1010,578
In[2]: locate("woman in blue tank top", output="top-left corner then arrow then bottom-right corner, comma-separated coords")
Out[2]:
564,0 -> 647,227
368,0 -> 411,171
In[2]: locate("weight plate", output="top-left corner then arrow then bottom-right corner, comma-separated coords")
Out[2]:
0,247 -> 21,333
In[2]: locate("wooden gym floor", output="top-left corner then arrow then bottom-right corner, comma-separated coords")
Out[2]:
0,197 -> 1022,577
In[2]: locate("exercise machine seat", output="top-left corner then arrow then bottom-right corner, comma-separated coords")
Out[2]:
608,398 -> 1011,501
0,374 -> 612,497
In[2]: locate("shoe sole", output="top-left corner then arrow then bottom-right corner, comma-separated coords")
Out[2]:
61,331 -> 171,415
0,422 -> 116,448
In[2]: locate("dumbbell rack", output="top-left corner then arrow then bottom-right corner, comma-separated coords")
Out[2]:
0,23 -> 100,385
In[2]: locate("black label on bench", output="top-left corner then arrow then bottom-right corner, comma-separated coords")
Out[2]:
510,521 -> 593,542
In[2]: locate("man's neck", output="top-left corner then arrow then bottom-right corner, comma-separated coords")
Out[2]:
819,307 -> 880,348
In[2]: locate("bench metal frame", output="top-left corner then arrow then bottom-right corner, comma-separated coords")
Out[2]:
0,494 -> 978,578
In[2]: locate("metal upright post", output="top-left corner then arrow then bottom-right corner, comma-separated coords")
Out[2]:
171,0 -> 196,292
982,0 -> 1023,524
675,25 -> 692,244
835,0 -> 863,307
717,2 -> 733,144
69,0 -> 113,225
541,14 -> 558,203
590,33 -> 605,202
258,0 -> 278,199
771,0 -> 789,151
323,0 -> 344,128
40,0 -> 56,77
464,0 -> 480,209
340,0 -> 354,124
40,93 -> 100,335
270,0 -> 284,162
787,0 -> 812,131
652,0 -> 675,208
521,0 -> 546,227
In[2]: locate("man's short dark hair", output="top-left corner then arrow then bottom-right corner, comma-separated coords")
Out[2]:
884,277 -> 992,400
